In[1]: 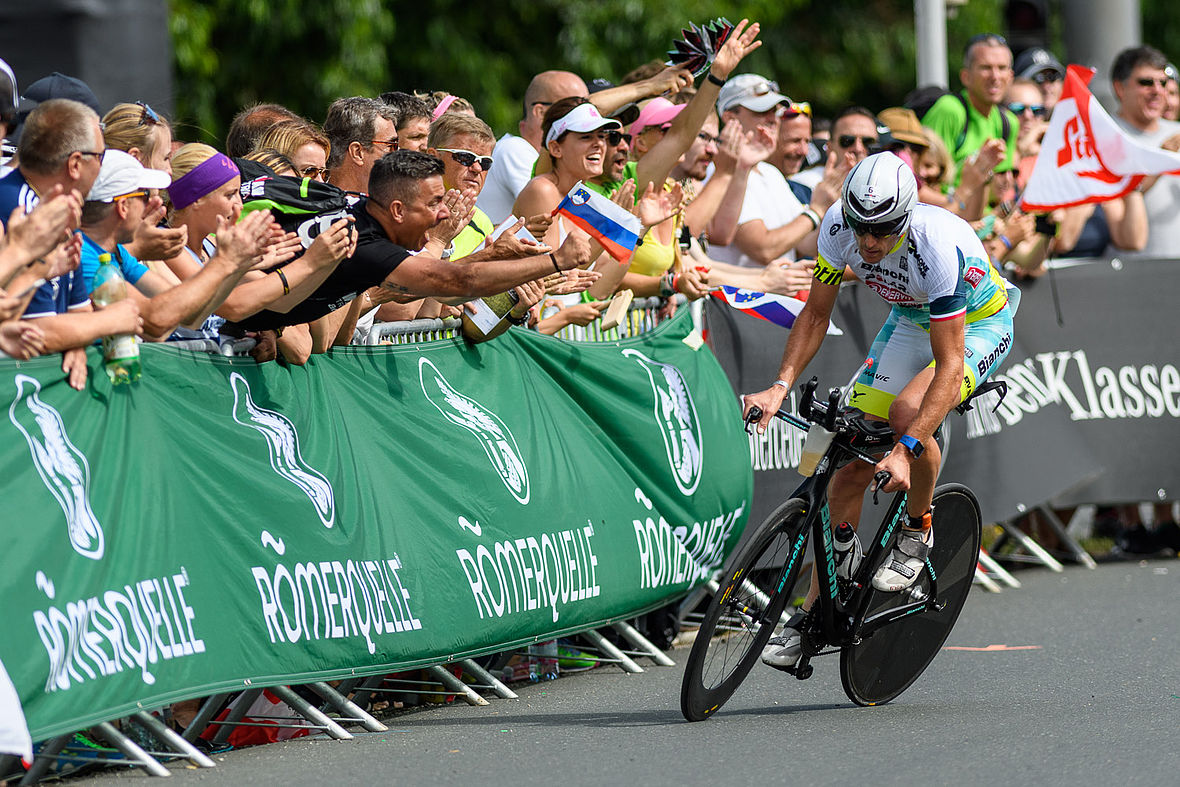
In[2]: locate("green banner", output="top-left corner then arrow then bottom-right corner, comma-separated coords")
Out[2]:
0,309 -> 750,740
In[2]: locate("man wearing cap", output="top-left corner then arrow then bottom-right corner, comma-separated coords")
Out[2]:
1013,47 -> 1065,113
79,149 -> 272,341
922,33 -> 1019,186
709,73 -> 830,270
0,99 -> 141,387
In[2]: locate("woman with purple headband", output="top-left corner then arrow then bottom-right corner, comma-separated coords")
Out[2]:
161,143 -> 355,357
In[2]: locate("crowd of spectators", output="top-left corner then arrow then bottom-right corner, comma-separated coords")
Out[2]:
1,28 -> 1179,546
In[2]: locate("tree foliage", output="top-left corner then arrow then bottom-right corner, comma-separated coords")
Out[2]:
168,0 -> 1013,146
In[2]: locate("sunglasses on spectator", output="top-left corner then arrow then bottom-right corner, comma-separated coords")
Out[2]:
837,134 -> 879,149
778,101 -> 812,118
1136,77 -> 1169,88
605,130 -> 633,147
1008,102 -> 1048,118
136,101 -> 162,126
437,148 -> 493,172
696,131 -> 722,146
75,150 -> 105,161
747,79 -> 780,97
300,165 -> 330,179
1032,71 -> 1062,85
370,138 -> 399,153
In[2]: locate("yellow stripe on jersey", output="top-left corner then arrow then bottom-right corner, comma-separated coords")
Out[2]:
813,255 -> 844,286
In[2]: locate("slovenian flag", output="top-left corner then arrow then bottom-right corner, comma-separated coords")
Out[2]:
553,182 -> 643,262
711,285 -> 842,335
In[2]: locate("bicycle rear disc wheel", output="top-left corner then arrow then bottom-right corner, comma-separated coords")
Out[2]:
840,483 -> 981,706
680,499 -> 808,722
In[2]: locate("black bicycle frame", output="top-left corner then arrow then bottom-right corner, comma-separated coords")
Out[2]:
770,408 -> 943,651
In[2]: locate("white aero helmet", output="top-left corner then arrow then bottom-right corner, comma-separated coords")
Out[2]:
841,151 -> 918,237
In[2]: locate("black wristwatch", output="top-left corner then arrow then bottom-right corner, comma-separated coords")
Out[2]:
897,434 -> 924,458
506,311 -> 529,326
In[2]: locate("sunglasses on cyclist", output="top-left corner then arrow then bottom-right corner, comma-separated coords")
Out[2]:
437,148 -> 493,172
136,101 -> 162,127
838,134 -> 879,150
843,209 -> 907,238
1007,102 -> 1048,118
606,130 -> 633,147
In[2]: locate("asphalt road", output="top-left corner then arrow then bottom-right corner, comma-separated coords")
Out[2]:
76,559 -> 1178,787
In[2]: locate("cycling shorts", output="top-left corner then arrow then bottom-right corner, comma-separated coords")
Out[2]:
848,305 -> 1014,420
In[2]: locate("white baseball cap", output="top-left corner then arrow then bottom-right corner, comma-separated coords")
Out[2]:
717,73 -> 791,115
544,102 -> 622,147
88,149 -> 171,202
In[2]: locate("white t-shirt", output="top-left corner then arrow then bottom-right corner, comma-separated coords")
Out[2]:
790,165 -> 823,190
1116,117 -> 1180,257
476,133 -> 539,225
708,162 -> 804,268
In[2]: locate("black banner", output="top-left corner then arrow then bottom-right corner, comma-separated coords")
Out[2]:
705,257 -> 1179,525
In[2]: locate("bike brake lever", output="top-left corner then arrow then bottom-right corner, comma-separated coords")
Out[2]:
872,470 -> 891,505
744,405 -> 763,435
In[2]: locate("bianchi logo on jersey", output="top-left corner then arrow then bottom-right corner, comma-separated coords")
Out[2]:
419,358 -> 530,505
9,374 -> 105,560
622,349 -> 703,496
230,373 -> 336,528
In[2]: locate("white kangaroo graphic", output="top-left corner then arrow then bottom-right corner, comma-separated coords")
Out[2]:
230,373 -> 335,528
10,374 -> 105,559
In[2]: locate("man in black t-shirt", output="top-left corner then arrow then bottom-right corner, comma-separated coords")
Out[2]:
231,151 -> 597,332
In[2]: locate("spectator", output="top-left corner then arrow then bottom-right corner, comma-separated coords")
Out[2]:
922,33 -> 1019,186
225,102 -> 300,158
426,112 -> 496,260
0,58 -> 19,168
253,118 -> 331,181
0,99 -> 142,386
913,126 -> 995,222
1110,45 -> 1180,257
1006,78 -> 1049,166
1013,47 -> 1065,113
324,97 -> 399,194
101,101 -> 189,270
163,143 -> 342,338
477,70 -> 590,225
793,105 -> 878,188
80,149 -> 279,341
419,91 -> 476,119
709,75 -> 837,271
379,92 -> 432,152
1165,64 -> 1180,122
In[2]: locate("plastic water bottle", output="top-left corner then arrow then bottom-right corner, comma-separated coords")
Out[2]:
90,253 -> 141,384
833,521 -> 862,579
539,640 -> 559,680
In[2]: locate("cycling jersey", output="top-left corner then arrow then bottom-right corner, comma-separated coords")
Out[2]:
813,202 -> 1009,329
812,202 -> 1015,420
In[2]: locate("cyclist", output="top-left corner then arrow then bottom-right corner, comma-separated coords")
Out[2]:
742,151 -> 1016,669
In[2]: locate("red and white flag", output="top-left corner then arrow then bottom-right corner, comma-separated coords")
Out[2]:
1020,64 -> 1180,212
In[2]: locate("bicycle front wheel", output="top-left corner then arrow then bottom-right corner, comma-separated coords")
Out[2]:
680,499 -> 808,722
840,483 -> 981,706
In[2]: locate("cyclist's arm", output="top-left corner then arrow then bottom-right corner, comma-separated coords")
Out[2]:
743,267 -> 840,434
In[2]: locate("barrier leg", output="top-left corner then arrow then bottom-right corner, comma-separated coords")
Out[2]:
999,520 -> 1065,572
180,691 -> 232,743
90,721 -> 171,778
1037,505 -> 1097,568
460,659 -> 518,700
0,755 -> 17,782
307,682 -> 387,732
612,621 -> 676,666
211,688 -> 261,746
978,547 -> 1022,589
18,734 -> 69,785
425,666 -> 488,706
974,565 -> 1003,592
266,685 -> 353,740
130,712 -> 215,769
580,630 -> 644,674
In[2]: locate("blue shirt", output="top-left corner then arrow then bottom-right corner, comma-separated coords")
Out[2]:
79,233 -> 149,293
0,169 -> 91,318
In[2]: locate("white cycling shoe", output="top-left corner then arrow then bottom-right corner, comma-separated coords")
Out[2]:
872,526 -> 933,592
760,611 -> 807,670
